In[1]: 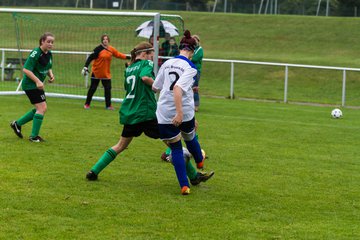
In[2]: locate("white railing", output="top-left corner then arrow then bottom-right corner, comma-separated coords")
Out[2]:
2,48 -> 360,106
202,58 -> 360,107
0,48 -> 90,74
0,47 -> 91,88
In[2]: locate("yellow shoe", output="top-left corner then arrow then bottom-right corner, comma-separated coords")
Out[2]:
181,186 -> 190,195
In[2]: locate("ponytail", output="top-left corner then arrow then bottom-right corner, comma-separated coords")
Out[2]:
129,42 -> 154,65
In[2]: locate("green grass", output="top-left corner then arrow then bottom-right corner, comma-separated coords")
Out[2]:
1,95 -> 360,239
1,10 -> 360,238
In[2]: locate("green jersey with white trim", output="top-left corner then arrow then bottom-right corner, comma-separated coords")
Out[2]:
191,46 -> 203,73
22,47 -> 53,90
120,59 -> 156,125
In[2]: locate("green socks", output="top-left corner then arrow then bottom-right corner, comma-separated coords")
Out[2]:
91,148 -> 118,175
165,147 -> 171,155
30,113 -> 44,137
186,159 -> 198,180
90,147 -> 197,178
17,108 -> 36,126
17,109 -> 45,138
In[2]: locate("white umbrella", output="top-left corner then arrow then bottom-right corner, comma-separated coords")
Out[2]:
135,20 -> 179,39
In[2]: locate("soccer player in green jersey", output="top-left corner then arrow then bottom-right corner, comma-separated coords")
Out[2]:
86,42 -> 158,180
191,34 -> 203,112
86,42 -> 214,188
10,32 -> 55,142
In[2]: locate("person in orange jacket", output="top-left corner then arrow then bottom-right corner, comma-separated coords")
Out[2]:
81,34 -> 128,110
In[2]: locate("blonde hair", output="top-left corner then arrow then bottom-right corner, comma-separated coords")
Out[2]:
192,34 -> 200,42
130,42 -> 154,64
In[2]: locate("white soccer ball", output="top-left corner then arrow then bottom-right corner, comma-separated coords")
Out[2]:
331,108 -> 342,119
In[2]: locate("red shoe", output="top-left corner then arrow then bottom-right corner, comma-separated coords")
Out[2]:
197,161 -> 204,169
196,149 -> 206,169
181,186 -> 190,195
84,104 -> 90,109
161,152 -> 171,162
106,106 -> 115,110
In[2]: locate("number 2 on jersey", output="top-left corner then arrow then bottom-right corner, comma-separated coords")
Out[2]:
169,71 -> 180,90
125,75 -> 136,99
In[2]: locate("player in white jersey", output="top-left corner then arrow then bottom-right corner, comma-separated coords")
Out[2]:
153,30 -> 206,195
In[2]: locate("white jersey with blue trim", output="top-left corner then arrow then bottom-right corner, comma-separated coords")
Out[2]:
153,55 -> 198,124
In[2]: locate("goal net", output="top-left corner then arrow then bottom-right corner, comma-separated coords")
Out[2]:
0,8 -> 183,102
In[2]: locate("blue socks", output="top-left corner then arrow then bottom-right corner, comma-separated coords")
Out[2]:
170,141 -> 189,188
185,137 -> 203,164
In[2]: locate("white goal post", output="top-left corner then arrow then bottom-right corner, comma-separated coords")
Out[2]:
0,8 -> 184,102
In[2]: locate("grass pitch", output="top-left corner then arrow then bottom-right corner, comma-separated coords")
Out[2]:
1,95 -> 359,239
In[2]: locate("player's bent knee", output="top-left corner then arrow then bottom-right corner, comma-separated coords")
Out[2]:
112,139 -> 130,153
163,133 -> 181,145
112,144 -> 125,154
181,130 -> 195,141
35,103 -> 47,114
169,140 -> 182,150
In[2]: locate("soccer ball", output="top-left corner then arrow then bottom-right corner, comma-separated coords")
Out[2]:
162,148 -> 207,163
331,108 -> 342,119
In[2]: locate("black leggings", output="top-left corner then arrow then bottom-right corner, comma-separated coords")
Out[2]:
85,77 -> 112,107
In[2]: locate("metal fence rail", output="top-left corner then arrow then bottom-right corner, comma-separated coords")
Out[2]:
203,57 -> 360,106
2,48 -> 360,107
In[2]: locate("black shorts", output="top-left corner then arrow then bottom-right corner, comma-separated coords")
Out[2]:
25,89 -> 46,104
121,119 -> 160,139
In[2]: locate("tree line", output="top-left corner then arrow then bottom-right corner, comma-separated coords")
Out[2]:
1,0 -> 360,16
